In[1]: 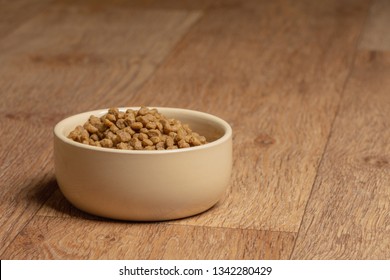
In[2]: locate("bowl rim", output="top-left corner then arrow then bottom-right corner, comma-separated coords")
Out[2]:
54,107 -> 232,154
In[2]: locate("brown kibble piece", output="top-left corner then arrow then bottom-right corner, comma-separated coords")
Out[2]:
84,122 -> 98,134
150,136 -> 161,144
156,122 -> 163,132
146,122 -> 157,129
142,138 -> 153,147
109,124 -> 119,133
165,136 -> 174,147
124,112 -> 135,125
128,138 -> 138,147
105,131 -> 119,145
138,106 -> 149,116
122,126 -> 135,135
169,132 -> 177,139
106,113 -> 116,122
138,132 -> 148,141
147,129 -> 161,137
89,115 -> 101,125
178,139 -> 190,148
116,130 -> 131,142
167,145 -> 178,150
156,142 -> 165,150
176,128 -> 187,141
108,108 -> 119,117
130,122 -> 143,130
117,142 -> 129,150
198,136 -> 207,144
136,116 -> 149,126
189,136 -> 202,146
100,138 -> 113,148
90,134 -> 99,141
116,119 -> 126,129
133,141 -> 143,150
140,128 -> 149,134
68,125 -> 83,141
117,112 -> 125,119
182,124 -> 192,134
103,118 -> 114,128
144,145 -> 156,150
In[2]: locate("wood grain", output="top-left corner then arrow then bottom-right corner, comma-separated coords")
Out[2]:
0,0 -> 53,40
122,0 -> 370,232
37,0 -> 372,233
359,0 -> 390,51
291,51 -> 390,259
0,1 -> 202,256
0,4 -> 202,115
37,188 -> 105,220
0,117 -> 56,256
1,216 -> 295,259
2,0 -> 388,260
55,0 -> 241,11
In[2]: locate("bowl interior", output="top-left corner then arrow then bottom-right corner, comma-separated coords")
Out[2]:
160,108 -> 226,143
55,107 -> 231,151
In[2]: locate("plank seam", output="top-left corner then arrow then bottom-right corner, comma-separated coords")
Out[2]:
288,0 -> 375,260
0,172 -> 56,259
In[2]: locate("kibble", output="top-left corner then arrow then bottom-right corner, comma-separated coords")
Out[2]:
68,107 -> 208,150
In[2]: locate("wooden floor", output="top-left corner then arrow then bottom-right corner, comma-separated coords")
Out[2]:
1,0 -> 389,260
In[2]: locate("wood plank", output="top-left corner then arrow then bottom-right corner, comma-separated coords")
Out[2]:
0,3 -> 201,255
0,0 -> 53,40
55,0 -> 240,11
291,51 -> 390,259
84,0 -> 368,232
37,188 -> 103,220
0,117 -> 57,256
359,0 -> 390,51
1,216 -> 295,259
0,4 -> 202,115
2,0 -> 380,261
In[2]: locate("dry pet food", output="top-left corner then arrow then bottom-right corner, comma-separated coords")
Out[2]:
68,107 -> 207,150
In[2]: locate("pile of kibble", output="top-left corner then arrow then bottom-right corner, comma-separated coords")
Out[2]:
68,107 -> 207,150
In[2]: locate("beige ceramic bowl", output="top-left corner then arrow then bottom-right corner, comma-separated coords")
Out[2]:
54,107 -> 232,221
